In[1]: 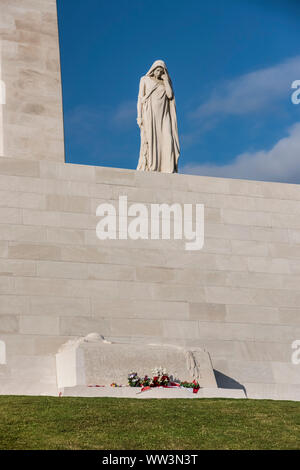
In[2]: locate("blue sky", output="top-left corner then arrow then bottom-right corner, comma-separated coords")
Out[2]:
57,0 -> 300,183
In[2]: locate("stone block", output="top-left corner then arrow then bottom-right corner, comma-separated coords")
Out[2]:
8,242 -> 61,261
248,256 -> 290,274
288,229 -> 300,245
0,315 -> 19,333
30,295 -> 91,317
205,286 -> 253,305
0,157 -> 40,177
91,298 -> 189,320
271,362 -> 300,385
14,276 -> 69,297
20,315 -> 59,335
231,239 -> 269,257
19,192 -> 46,210
46,194 -> 91,213
245,383 -> 300,401
0,259 -> 36,276
205,222 -> 251,241
228,178 -> 264,197
9,355 -> 56,381
46,227 -> 85,245
1,334 -> 35,357
88,263 -> 135,281
0,208 -> 22,224
225,304 -> 280,324
0,276 -> 14,294
211,193 -> 257,211
152,283 -> 206,302
202,237 -> 232,254
278,308 -> 300,325
22,208 -> 61,226
33,335 -> 71,356
39,161 -> 59,179
271,213 -> 300,229
110,318 -> 162,337
187,175 -> 230,194
0,295 -> 30,315
213,359 -> 275,384
255,197 -> 300,215
0,241 -> 8,257
0,190 -> 20,208
10,225 -> 47,243
189,303 -> 226,322
260,181 -> 300,201
135,266 -> 176,283
225,271 -> 282,290
215,254 -> 248,272
253,288 -> 300,308
59,316 -> 111,337
251,226 -> 289,243
162,320 -> 199,340
176,269 -> 226,286
96,166 -> 135,186
36,260 -> 88,280
222,208 -> 272,227
0,226 -> 11,241
56,333 -> 217,389
57,162 -> 95,183
269,243 -> 300,259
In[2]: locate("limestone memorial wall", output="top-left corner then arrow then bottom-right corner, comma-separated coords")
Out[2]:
0,0 -> 299,400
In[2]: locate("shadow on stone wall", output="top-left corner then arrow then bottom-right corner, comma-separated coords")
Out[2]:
214,370 -> 247,397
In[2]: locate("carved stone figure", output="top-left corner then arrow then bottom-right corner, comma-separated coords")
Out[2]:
136,60 -> 180,173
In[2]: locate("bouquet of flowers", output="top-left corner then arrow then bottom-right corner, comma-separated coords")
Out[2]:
127,368 -> 201,393
128,372 -> 141,387
150,367 -> 170,387
141,375 -> 151,387
128,367 -> 172,388
180,380 -> 200,393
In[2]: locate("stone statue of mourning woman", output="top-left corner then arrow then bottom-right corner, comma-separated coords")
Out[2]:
136,60 -> 180,173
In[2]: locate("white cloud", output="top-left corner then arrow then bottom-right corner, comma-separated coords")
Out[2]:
113,100 -> 136,125
191,55 -> 300,120
181,122 -> 300,184
66,100 -> 137,138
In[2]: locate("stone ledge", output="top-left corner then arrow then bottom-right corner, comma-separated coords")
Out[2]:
60,385 -> 247,400
0,157 -> 300,201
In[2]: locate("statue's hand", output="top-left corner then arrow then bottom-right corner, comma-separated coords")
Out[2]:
137,117 -> 143,128
162,73 -> 169,82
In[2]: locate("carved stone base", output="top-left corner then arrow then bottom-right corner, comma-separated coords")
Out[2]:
56,333 -> 217,389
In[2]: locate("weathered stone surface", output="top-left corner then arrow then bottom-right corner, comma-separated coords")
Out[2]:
60,385 -> 246,399
56,333 -> 217,389
0,0 -> 64,161
0,161 -> 299,400
0,0 -> 299,401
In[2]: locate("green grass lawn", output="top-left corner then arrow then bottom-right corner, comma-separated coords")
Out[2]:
0,396 -> 299,450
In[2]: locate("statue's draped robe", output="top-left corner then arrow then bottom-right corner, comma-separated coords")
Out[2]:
137,62 -> 180,173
